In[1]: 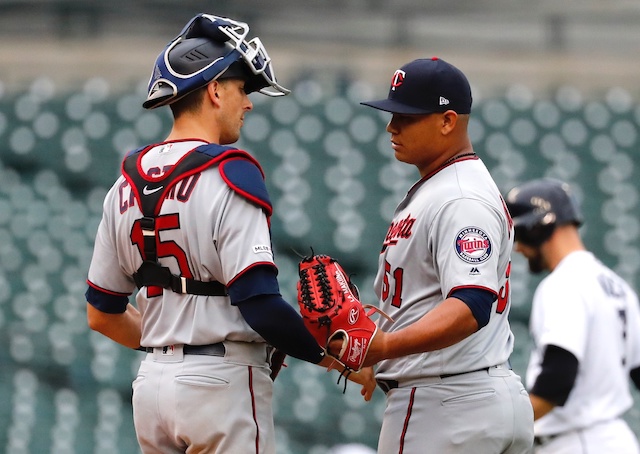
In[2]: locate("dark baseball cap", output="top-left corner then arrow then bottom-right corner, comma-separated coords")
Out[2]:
361,57 -> 472,115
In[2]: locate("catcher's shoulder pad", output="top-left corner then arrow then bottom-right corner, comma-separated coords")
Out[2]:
188,143 -> 272,217
217,154 -> 272,217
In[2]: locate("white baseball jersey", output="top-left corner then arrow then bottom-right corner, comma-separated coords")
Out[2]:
87,139 -> 275,347
527,250 -> 640,436
374,156 -> 515,380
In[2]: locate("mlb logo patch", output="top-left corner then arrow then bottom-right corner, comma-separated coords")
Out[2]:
455,227 -> 492,264
253,244 -> 271,254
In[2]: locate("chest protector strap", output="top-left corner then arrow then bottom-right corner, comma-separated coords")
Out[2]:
122,143 -> 262,297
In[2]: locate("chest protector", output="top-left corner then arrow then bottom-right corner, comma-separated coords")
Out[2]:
122,143 -> 272,296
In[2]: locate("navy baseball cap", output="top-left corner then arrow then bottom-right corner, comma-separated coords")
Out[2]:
361,57 -> 472,115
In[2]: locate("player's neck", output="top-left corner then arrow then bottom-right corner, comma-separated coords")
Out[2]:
420,147 -> 476,178
545,227 -> 586,271
166,113 -> 220,144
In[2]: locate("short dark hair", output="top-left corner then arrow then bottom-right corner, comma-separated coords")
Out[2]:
169,85 -> 208,118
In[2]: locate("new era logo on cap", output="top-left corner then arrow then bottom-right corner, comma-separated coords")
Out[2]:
361,57 -> 472,115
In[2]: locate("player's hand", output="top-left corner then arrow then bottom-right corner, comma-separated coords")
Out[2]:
328,330 -> 388,368
326,360 -> 376,401
353,366 -> 376,401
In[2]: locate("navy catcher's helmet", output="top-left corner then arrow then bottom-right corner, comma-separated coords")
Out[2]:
505,178 -> 583,247
143,13 -> 290,109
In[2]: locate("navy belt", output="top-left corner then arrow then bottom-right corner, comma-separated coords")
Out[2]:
376,367 -> 492,394
145,343 -> 225,357
534,434 -> 558,446
376,379 -> 399,394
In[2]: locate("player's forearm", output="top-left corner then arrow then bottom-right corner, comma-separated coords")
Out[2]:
529,393 -> 556,420
87,303 -> 142,349
366,297 -> 478,365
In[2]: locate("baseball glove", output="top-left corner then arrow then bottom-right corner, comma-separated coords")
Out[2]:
297,253 -> 391,372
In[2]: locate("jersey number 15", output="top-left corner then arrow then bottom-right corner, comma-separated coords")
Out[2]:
130,213 -> 193,297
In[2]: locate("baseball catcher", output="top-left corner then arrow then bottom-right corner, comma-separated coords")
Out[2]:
297,253 -> 391,372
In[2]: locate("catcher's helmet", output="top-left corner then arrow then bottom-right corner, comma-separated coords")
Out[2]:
143,13 -> 290,109
505,178 -> 583,247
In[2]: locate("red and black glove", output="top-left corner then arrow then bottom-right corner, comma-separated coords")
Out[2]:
297,254 -> 384,372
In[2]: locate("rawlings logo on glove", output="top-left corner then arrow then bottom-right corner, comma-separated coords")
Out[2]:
297,253 -> 392,372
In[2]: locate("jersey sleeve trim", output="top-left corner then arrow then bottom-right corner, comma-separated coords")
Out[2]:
86,280 -> 131,297
227,262 -> 278,288
449,287 -> 496,329
228,264 -> 281,305
447,284 -> 497,298
85,284 -> 129,314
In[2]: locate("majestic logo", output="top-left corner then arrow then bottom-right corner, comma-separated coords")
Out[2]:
143,185 -> 164,196
382,214 -> 415,251
439,96 -> 450,106
390,70 -> 406,91
455,227 -> 492,264
469,267 -> 481,275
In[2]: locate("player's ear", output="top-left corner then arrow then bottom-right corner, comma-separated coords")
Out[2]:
207,82 -> 222,106
441,110 -> 459,135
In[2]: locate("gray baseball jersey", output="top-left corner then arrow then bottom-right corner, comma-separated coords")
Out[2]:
527,250 -> 640,437
374,156 -> 515,380
373,156 -> 533,454
87,140 -> 275,347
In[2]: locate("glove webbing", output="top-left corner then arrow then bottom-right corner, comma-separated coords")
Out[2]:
299,260 -> 336,312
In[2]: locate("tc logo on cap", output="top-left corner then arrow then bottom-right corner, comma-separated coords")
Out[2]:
390,70 -> 405,91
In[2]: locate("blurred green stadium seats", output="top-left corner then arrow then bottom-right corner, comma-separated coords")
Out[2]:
0,75 -> 638,453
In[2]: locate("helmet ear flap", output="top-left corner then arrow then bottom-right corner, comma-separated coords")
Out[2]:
514,222 -> 556,247
143,80 -> 178,110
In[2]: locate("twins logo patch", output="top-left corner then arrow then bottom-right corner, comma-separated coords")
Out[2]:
455,227 -> 492,264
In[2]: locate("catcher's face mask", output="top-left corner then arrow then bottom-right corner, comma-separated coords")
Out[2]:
144,13 -> 290,109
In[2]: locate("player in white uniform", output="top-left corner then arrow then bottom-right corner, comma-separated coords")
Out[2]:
506,178 -> 640,453
85,14 -> 374,454
359,57 -> 534,453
